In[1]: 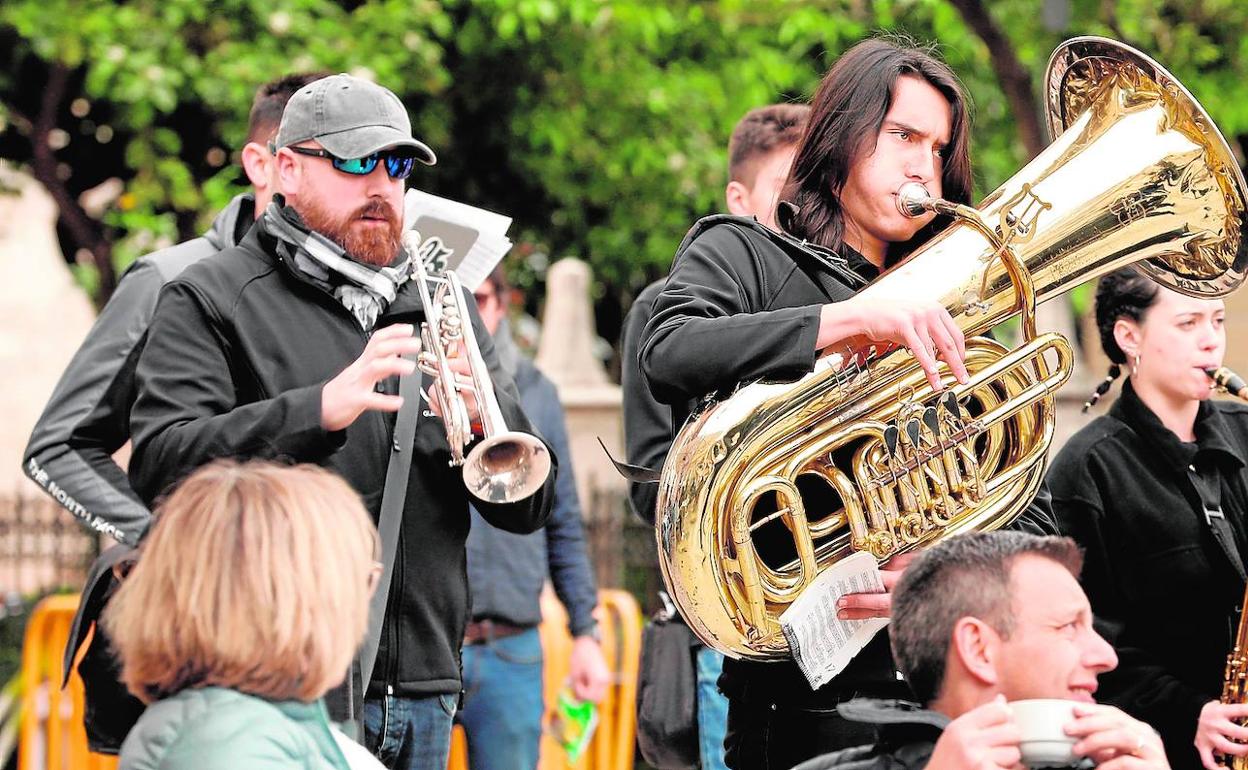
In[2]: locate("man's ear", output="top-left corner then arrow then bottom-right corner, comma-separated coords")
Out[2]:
1113,318 -> 1141,361
950,617 -> 1001,688
240,142 -> 270,190
274,148 -> 301,201
725,181 -> 753,217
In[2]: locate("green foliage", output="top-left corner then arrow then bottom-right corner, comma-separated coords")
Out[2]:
2,0 -> 1247,340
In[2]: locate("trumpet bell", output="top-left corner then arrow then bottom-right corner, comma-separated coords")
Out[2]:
463,432 -> 553,504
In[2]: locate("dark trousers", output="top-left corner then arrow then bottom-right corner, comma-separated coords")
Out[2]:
723,698 -> 879,770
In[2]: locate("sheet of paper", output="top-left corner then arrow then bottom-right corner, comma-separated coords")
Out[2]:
403,189 -> 513,292
779,550 -> 889,690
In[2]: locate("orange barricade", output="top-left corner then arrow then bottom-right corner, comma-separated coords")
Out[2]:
20,589 -> 641,770
450,587 -> 642,770
18,594 -> 117,770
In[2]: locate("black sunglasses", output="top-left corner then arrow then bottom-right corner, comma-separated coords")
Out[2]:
286,145 -> 418,180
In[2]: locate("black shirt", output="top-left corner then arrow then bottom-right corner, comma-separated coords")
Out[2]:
1048,378 -> 1248,769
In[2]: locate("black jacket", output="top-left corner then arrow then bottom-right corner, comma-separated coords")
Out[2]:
129,217 -> 556,699
791,700 -> 947,770
621,278 -> 671,523
638,216 -> 1058,710
1048,378 -> 1248,769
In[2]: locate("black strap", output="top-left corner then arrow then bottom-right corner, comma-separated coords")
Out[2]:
357,364 -> 425,710
1189,459 -> 1246,583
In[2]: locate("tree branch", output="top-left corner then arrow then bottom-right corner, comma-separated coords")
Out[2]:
26,62 -> 116,301
946,0 -> 1046,160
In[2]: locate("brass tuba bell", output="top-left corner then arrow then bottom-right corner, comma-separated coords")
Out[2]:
657,37 -> 1248,660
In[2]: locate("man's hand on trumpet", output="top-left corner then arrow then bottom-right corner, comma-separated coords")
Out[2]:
423,338 -> 482,427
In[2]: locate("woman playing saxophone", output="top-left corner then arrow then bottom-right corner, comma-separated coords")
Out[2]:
1048,267 -> 1248,770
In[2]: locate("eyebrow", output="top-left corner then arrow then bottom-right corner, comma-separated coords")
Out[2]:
884,120 -> 948,147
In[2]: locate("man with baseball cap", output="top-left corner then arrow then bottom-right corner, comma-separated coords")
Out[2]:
127,74 -> 556,770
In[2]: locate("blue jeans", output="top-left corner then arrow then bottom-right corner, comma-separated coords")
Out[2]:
697,646 -> 729,770
457,627 -> 544,770
363,691 -> 458,770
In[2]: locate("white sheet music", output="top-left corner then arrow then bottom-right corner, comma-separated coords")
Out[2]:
780,550 -> 889,690
403,189 -> 514,291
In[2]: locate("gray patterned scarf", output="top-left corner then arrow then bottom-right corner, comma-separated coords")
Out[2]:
263,201 -> 410,330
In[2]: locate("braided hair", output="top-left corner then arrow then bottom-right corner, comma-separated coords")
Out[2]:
1083,267 -> 1161,412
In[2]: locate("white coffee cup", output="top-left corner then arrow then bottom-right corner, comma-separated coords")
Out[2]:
1010,698 -> 1081,767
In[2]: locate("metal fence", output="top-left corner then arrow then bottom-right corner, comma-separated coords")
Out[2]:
582,484 -> 665,618
0,494 -> 97,601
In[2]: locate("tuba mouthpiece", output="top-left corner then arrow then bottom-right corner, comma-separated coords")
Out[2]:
896,182 -> 934,218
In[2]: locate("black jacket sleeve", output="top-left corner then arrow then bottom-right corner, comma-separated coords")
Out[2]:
128,280 -> 345,504
620,283 -> 671,524
22,260 -> 168,545
1005,478 -> 1058,536
461,294 -> 556,534
639,224 -> 822,407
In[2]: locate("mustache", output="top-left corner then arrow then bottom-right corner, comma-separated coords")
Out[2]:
352,199 -> 399,225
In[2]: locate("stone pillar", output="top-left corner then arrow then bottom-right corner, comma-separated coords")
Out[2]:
534,258 -> 624,519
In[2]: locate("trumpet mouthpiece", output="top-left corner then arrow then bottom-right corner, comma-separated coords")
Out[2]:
896,182 -> 933,218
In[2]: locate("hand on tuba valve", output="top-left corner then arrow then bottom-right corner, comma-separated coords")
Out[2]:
404,232 -> 552,505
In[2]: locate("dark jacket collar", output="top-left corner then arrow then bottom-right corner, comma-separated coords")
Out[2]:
1109,378 -> 1244,472
836,698 -> 948,745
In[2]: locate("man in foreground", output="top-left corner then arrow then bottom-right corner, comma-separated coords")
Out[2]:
798,531 -> 1169,770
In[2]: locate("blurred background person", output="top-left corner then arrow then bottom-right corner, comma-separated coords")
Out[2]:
103,460 -> 382,770
459,264 -> 609,770
1048,267 -> 1248,770
620,101 -> 809,770
22,71 -> 327,547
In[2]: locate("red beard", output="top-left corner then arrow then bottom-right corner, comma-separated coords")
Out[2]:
299,196 -> 402,267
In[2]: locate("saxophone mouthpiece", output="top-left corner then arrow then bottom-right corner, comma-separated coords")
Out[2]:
896,182 -> 934,218
1207,367 -> 1248,401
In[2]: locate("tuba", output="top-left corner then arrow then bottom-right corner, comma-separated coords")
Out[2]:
405,232 -> 552,505
658,37 -> 1248,660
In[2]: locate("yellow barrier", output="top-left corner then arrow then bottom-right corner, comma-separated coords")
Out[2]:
450,587 -> 642,770
19,594 -> 117,770
21,588 -> 642,770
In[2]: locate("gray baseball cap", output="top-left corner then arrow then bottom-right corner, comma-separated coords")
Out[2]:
274,74 -> 437,165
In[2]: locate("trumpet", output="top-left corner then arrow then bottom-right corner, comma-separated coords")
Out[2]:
405,232 -> 552,504
1207,367 -> 1248,401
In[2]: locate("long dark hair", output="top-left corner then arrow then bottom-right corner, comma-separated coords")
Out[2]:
781,37 -> 973,263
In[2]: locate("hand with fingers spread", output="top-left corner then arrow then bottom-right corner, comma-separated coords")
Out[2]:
836,550 -> 921,621
1196,700 -> 1248,769
927,696 -> 1024,770
1065,703 -> 1168,769
817,296 -> 969,391
321,324 -> 421,432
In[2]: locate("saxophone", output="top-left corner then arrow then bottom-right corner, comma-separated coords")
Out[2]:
658,37 -> 1248,660
1217,367 -> 1248,768
1224,579 -> 1248,770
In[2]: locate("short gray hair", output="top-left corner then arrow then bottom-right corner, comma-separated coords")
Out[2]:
890,531 -> 1083,703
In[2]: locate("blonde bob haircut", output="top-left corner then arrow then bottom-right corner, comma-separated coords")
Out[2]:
103,460 -> 380,704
